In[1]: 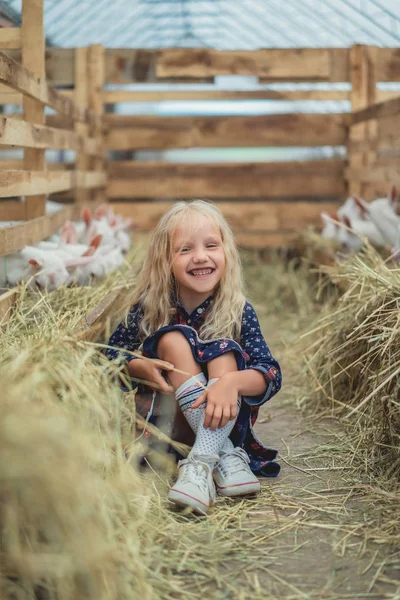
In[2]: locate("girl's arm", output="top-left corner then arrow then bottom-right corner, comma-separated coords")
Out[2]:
192,302 -> 281,429
104,305 -> 174,393
236,301 -> 282,405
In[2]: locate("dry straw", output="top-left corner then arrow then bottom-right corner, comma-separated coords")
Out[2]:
299,241 -> 400,484
0,242 -> 299,600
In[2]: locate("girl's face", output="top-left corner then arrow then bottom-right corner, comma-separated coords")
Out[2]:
172,214 -> 226,311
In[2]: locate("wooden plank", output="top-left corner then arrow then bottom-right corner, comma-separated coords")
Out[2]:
110,201 -> 340,232
378,90 -> 400,102
235,232 -> 296,249
345,166 -> 400,185
106,114 -> 347,150
0,198 -> 106,255
157,48 -> 334,81
0,115 -> 102,154
87,44 -> 106,205
351,95 -> 400,124
0,51 -> 99,126
0,205 -> 73,254
107,161 -> 345,199
22,0 -> 46,220
75,47 -> 89,204
104,89 -> 351,103
8,47 -> 400,86
0,92 -> 22,104
376,48 -> 400,83
0,200 -> 25,220
0,289 -> 18,328
348,45 -> 377,198
0,170 -> 106,198
0,28 -> 21,50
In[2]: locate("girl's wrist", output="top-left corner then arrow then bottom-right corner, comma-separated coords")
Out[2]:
221,371 -> 241,393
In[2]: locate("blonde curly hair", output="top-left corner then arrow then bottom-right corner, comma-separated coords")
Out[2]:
125,200 -> 246,342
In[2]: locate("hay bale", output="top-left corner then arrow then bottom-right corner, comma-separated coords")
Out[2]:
302,245 -> 400,483
1,242 -> 286,600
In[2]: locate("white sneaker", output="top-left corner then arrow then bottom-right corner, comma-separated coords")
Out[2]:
168,454 -> 218,515
214,447 -> 261,497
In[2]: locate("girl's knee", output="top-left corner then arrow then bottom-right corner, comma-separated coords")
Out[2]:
157,330 -> 189,353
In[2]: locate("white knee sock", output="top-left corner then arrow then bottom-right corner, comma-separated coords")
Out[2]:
175,375 -> 238,458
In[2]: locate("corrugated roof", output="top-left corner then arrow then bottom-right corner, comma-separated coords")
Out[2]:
3,0 -> 400,49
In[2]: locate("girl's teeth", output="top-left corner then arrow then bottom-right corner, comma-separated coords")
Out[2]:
192,269 -> 212,275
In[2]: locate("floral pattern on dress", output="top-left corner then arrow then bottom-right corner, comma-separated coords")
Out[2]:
104,295 -> 282,476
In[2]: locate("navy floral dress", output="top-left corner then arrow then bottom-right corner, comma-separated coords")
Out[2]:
104,296 -> 282,477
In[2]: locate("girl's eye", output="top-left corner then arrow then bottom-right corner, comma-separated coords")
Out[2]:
206,243 -> 218,248
180,247 -> 191,253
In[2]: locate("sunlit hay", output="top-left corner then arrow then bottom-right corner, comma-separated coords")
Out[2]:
1,241 -> 312,600
301,244 -> 400,483
0,344 -> 155,600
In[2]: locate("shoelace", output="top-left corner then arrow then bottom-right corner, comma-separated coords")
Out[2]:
219,448 -> 250,476
179,455 -> 218,499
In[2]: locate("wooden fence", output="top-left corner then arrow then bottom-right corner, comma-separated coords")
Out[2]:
0,0 -> 106,257
0,6 -> 399,251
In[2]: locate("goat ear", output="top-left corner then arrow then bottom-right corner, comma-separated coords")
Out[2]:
353,196 -> 369,219
90,234 -> 102,250
28,258 -> 42,270
343,215 -> 352,229
83,246 -> 95,257
81,207 -> 92,228
389,185 -> 398,205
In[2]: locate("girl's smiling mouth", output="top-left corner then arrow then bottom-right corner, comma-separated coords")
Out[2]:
189,268 -> 215,278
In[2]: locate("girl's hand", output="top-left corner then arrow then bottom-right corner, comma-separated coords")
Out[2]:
191,375 -> 239,430
128,358 -> 175,393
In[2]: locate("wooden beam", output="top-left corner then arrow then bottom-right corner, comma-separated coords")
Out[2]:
378,90 -> 400,102
0,28 -> 21,50
107,160 -> 345,199
235,232 -> 296,248
376,48 -> 400,83
0,51 -> 100,126
106,114 -> 347,150
75,47 -> 89,204
157,48 -> 337,81
0,199 -> 106,254
0,116 -> 102,154
22,0 -> 46,220
351,94 -> 400,124
0,289 -> 18,329
110,201 -> 339,233
7,47 -> 400,86
104,89 -> 351,103
345,166 -> 400,185
0,170 -> 106,198
0,205 -> 73,254
348,45 -> 377,198
87,44 -> 106,205
0,200 -> 25,221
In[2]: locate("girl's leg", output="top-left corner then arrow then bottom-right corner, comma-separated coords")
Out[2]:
157,332 -> 239,457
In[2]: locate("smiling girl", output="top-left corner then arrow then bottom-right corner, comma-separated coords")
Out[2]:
105,200 -> 282,514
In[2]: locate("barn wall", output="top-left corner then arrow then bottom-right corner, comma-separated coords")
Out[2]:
0,44 -> 399,252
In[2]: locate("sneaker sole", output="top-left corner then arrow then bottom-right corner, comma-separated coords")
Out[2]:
168,488 -> 210,515
215,481 -> 261,497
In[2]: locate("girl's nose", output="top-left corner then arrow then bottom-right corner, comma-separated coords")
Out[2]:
193,248 -> 207,262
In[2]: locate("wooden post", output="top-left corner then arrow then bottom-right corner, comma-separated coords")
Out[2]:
21,0 -> 46,219
87,44 -> 106,204
349,44 -> 377,198
75,47 -> 89,204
